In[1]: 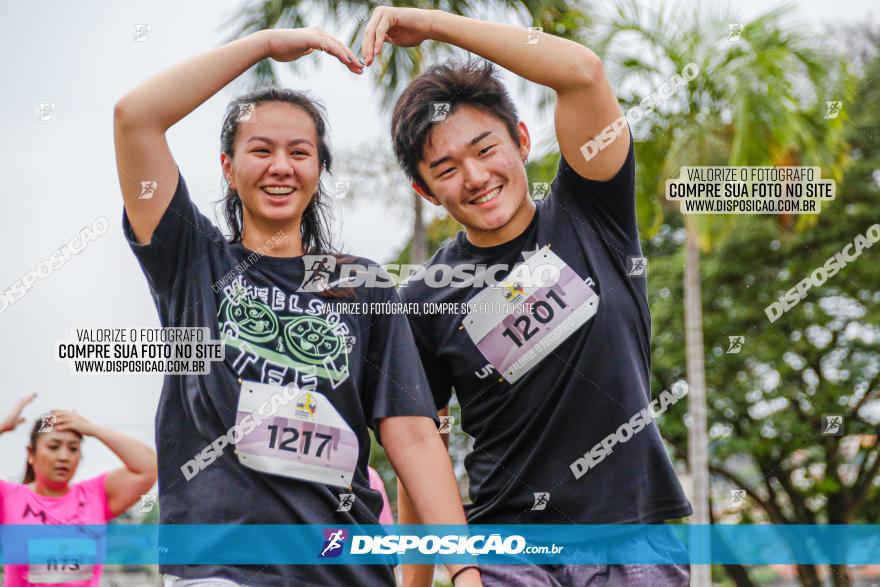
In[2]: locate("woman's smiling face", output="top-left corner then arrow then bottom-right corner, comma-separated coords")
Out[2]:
222,101 -> 322,230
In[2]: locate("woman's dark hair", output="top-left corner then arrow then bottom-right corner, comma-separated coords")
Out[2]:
23,415 -> 83,484
390,60 -> 521,195
220,87 -> 336,254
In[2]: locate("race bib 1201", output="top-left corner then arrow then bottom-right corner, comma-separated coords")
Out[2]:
463,246 -> 599,383
235,381 -> 358,487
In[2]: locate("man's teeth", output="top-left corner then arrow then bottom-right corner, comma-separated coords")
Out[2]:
262,186 -> 294,195
473,186 -> 501,204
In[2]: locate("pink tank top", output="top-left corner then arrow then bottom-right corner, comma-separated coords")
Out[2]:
0,473 -> 114,586
367,467 -> 393,525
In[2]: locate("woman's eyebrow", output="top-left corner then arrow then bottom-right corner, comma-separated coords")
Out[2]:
244,136 -> 315,147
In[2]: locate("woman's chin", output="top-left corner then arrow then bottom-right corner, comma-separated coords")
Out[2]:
255,204 -> 303,224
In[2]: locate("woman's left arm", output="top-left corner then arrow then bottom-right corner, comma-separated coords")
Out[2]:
52,410 -> 158,517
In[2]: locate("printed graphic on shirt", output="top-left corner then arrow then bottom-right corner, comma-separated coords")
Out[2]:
463,246 -> 599,383
218,277 -> 354,388
235,381 -> 358,487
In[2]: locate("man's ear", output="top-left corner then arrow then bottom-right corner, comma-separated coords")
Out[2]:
220,153 -> 235,190
517,121 -> 532,162
412,182 -> 440,206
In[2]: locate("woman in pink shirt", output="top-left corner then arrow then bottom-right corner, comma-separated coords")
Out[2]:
0,394 -> 158,586
366,466 -> 393,525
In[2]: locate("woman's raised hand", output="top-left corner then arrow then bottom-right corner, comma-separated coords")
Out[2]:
0,393 -> 37,434
263,27 -> 364,74
50,410 -> 99,437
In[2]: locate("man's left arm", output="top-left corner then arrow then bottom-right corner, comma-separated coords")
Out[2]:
363,8 -> 630,181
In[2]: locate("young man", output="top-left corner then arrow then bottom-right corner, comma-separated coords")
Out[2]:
362,7 -> 693,586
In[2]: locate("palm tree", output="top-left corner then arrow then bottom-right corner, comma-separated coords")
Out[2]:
593,1 -> 851,585
223,1 -> 590,264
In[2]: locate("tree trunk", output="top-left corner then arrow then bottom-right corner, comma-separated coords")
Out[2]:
410,191 -> 427,264
710,494 -> 757,587
722,564 -> 758,587
829,564 -> 852,587
795,564 -> 822,587
684,217 -> 711,587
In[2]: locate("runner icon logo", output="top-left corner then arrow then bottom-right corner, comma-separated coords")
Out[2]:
300,255 -> 337,292
39,414 -> 56,433
822,415 -> 844,436
531,492 -> 549,511
438,416 -> 455,434
626,256 -> 647,277
727,336 -> 744,354
319,528 -> 348,558
429,102 -> 451,122
728,489 -> 746,510
337,494 -> 355,512
138,494 -> 157,513
530,182 -> 549,200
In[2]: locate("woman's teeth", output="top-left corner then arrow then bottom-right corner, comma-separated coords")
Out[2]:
473,186 -> 501,205
262,186 -> 294,196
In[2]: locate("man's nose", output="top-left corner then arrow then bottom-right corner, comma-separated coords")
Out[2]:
462,159 -> 490,192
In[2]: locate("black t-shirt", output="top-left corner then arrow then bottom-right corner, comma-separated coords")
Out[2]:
400,139 -> 692,525
123,169 -> 437,586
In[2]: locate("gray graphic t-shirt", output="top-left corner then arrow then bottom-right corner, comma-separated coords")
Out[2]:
123,169 -> 437,586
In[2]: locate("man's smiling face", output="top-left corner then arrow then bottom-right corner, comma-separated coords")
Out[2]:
415,105 -> 534,242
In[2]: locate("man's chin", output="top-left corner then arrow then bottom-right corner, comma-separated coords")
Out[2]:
469,211 -> 515,233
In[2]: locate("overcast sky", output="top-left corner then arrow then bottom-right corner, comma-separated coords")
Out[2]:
0,0 -> 875,485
